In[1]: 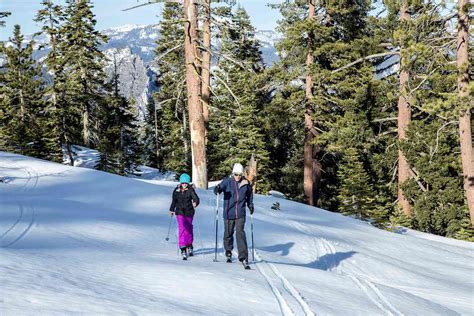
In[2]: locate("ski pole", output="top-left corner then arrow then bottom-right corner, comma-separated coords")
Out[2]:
213,193 -> 219,262
251,213 -> 255,263
165,213 -> 173,241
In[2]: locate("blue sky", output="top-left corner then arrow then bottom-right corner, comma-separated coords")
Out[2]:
0,0 -> 283,40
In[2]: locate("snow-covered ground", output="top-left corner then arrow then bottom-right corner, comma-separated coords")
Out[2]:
0,151 -> 473,315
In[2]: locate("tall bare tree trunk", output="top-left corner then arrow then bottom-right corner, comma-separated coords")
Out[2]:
201,0 -> 211,129
154,102 -> 159,166
457,0 -> 474,227
19,76 -> 25,120
246,153 -> 258,193
397,0 -> 412,217
184,0 -> 208,188
182,107 -> 188,159
83,107 -> 90,147
304,0 -> 320,206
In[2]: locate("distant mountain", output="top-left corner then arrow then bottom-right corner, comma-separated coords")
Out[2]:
100,24 -> 280,67
101,24 -> 160,66
103,47 -> 157,121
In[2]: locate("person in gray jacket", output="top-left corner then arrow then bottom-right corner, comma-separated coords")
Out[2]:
214,163 -> 254,266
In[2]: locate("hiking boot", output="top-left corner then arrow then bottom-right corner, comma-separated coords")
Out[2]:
187,244 -> 194,256
240,259 -> 250,269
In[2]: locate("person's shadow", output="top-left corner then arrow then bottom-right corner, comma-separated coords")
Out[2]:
259,242 -> 294,256
309,251 -> 356,271
257,242 -> 356,271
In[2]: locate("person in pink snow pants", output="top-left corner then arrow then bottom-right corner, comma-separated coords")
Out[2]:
169,173 -> 200,257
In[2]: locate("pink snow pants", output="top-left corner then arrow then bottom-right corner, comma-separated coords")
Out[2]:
176,215 -> 194,248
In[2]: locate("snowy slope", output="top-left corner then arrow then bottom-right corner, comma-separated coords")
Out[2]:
0,152 -> 473,315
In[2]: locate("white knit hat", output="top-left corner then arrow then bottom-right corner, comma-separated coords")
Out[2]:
232,163 -> 244,175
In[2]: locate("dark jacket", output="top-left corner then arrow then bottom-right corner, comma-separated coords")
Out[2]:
216,176 -> 254,220
169,185 -> 200,217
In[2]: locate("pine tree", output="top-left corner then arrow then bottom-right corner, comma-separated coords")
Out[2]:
0,12 -> 11,102
400,121 -> 467,237
337,147 -> 375,219
97,58 -> 141,175
141,96 -> 162,169
208,6 -> 270,192
34,0 -> 66,162
59,0 -> 108,149
262,66 -> 305,200
152,2 -> 190,175
0,25 -> 47,158
263,1 -> 308,201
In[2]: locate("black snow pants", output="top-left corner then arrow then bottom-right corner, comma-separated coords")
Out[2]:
223,217 -> 248,261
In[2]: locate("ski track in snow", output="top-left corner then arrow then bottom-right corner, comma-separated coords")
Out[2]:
289,220 -> 404,316
0,203 -> 36,248
0,162 -> 38,248
254,258 -> 294,316
255,251 -> 316,316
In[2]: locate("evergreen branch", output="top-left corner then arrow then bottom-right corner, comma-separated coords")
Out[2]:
377,129 -> 398,137
157,98 -> 178,106
410,102 -> 448,120
388,157 -> 398,186
372,117 -> 398,123
439,12 -> 457,23
196,43 -> 252,71
209,16 -> 231,29
332,52 -> 400,74
430,120 -> 457,163
385,140 -> 397,154
408,168 -> 427,192
422,36 -> 456,44
174,79 -> 186,120
211,71 -> 241,109
409,67 -> 440,94
122,0 -> 180,12
321,95 -> 339,106
153,43 -> 184,65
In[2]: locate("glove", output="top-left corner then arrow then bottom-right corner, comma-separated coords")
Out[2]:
249,206 -> 254,215
169,211 -> 175,216
213,185 -> 220,195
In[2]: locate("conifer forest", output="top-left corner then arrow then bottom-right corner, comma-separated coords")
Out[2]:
1,0 -> 473,240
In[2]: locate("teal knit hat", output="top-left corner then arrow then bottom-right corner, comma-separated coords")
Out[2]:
179,173 -> 191,184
